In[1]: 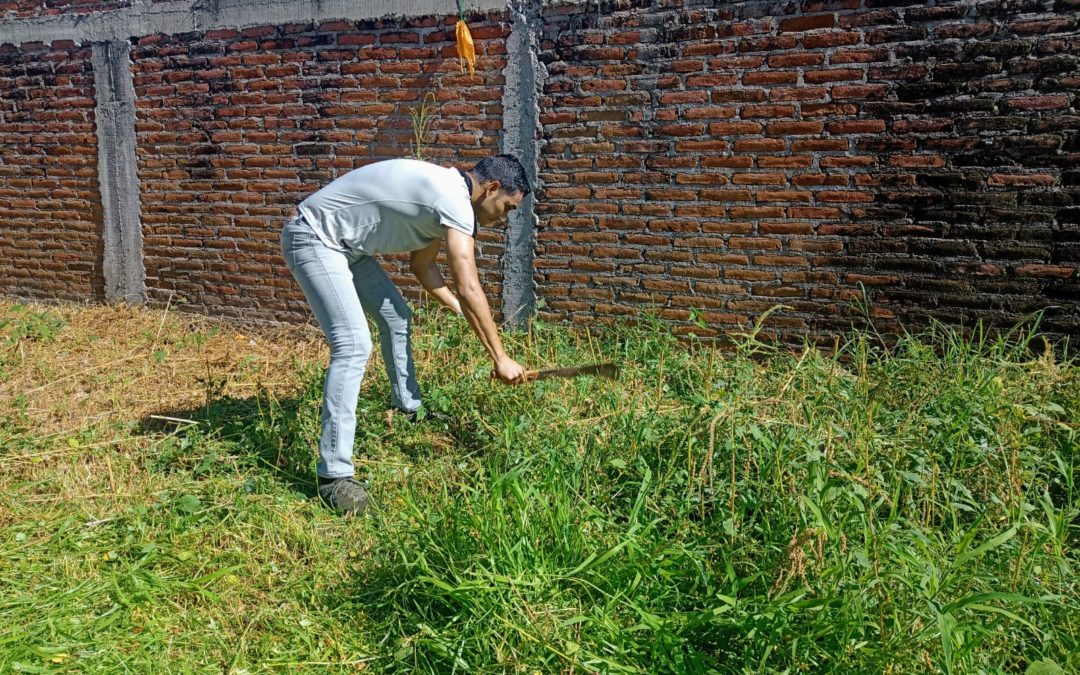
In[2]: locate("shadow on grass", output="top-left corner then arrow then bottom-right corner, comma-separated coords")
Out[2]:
137,390 -> 323,497
136,384 -> 473,500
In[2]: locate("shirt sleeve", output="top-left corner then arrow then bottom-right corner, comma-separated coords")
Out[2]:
433,194 -> 477,238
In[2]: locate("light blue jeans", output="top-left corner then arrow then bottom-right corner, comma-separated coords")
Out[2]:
281,216 -> 422,479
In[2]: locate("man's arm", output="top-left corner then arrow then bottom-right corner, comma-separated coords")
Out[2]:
444,227 -> 527,384
409,239 -> 462,315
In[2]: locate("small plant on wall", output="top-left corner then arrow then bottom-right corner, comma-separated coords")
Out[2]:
408,91 -> 437,160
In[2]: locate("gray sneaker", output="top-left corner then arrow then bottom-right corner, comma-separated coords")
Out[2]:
317,476 -> 370,517
398,406 -> 453,425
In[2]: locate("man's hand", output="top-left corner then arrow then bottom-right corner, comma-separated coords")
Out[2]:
444,229 -> 528,385
493,355 -> 528,385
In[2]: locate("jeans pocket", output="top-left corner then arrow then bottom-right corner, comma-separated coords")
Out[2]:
282,219 -> 317,271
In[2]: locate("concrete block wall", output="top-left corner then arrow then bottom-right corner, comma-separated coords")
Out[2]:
1,0 -> 1078,344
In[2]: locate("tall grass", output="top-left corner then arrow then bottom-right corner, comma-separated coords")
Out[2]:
1,308 -> 1076,673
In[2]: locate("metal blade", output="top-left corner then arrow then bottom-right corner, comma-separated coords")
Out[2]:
531,363 -> 619,381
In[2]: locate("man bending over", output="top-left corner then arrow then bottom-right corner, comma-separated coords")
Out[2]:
280,154 -> 530,516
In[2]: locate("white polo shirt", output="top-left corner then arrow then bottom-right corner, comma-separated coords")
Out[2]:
296,159 -> 476,255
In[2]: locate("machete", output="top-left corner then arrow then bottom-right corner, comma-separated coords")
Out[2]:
525,363 -> 619,382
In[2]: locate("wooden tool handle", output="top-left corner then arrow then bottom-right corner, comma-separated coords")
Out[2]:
490,369 -> 538,383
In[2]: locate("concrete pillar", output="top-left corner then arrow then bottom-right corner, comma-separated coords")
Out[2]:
499,0 -> 545,330
92,39 -> 145,304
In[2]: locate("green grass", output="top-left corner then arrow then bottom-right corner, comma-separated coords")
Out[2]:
1,309 -> 1077,674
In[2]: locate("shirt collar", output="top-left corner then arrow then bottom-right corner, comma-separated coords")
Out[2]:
458,168 -> 473,196
458,168 -> 477,236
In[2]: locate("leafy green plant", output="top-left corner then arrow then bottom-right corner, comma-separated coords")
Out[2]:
0,304 -> 65,346
0,305 -> 65,382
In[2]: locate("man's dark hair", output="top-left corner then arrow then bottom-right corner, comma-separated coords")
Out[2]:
470,154 -> 531,196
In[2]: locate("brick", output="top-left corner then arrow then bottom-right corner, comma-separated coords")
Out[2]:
735,139 -> 785,152
1008,18 -> 1077,35
769,52 -> 825,67
758,190 -> 814,202
988,174 -> 1056,187
801,103 -> 861,117
709,56 -> 765,69
818,191 -> 875,203
789,239 -> 844,253
701,189 -> 753,201
762,221 -> 815,235
701,253 -> 750,265
754,255 -> 810,267
767,121 -> 824,135
743,71 -> 798,85
581,79 -> 628,92
685,107 -> 737,119
709,122 -> 764,135
951,263 -> 1005,277
712,89 -> 768,103
866,26 -> 928,44
1004,95 -> 1070,110
674,173 -> 730,185
828,120 -> 885,134
659,91 -> 709,105
670,266 -> 721,279
760,156 -> 814,168
686,74 -> 740,88
1014,264 -> 1075,279
804,68 -> 863,83
832,84 -> 889,99
845,273 -> 901,286
657,123 -> 706,137
751,285 -> 805,298
793,139 -> 847,151
780,14 -> 836,32
680,236 -> 728,248
674,205 -> 729,217
645,188 -> 698,201
741,105 -> 797,118
820,156 -> 877,168
730,237 -> 782,250
704,156 -> 756,168
830,48 -> 889,64
801,32 -> 860,49
732,173 -> 787,185
739,35 -> 799,53
672,142 -> 733,156
889,155 -> 946,168
891,119 -> 953,133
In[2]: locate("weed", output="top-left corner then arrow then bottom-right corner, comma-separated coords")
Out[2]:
409,92 -> 438,161
0,304 -> 65,382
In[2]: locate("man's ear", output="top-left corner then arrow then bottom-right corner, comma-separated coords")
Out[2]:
484,180 -> 502,197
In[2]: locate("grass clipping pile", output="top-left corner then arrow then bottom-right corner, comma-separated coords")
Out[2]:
0,300 -> 326,435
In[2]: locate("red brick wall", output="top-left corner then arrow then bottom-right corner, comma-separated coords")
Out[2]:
536,0 -> 1079,344
0,40 -> 102,302
130,14 -> 508,322
1,1 -> 1078,343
